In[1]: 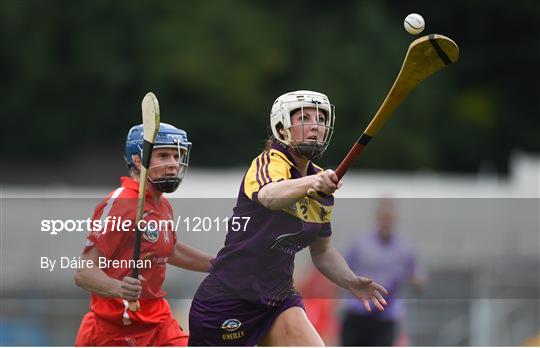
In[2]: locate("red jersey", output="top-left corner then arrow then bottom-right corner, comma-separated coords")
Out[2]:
83,176 -> 177,326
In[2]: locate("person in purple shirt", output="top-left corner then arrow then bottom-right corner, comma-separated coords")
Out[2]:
341,198 -> 424,346
188,90 -> 388,346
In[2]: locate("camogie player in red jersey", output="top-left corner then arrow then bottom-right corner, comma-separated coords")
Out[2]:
74,123 -> 213,346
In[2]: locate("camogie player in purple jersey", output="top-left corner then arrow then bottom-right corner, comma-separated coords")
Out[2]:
188,90 -> 388,346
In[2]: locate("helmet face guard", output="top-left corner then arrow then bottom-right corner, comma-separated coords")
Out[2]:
148,141 -> 191,193
270,91 -> 335,160
284,104 -> 335,160
125,123 -> 191,193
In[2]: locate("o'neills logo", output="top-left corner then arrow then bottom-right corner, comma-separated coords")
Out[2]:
222,331 -> 245,341
222,319 -> 241,332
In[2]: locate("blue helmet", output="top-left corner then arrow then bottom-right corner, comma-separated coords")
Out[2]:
125,123 -> 192,192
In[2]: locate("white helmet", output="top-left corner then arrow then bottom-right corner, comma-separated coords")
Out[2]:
270,90 -> 335,159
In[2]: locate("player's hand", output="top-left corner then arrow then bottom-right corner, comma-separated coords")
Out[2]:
117,275 -> 145,301
309,169 -> 343,196
347,276 -> 388,312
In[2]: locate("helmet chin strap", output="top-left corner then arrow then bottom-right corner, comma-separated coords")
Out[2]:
148,176 -> 181,193
281,128 -> 325,161
146,141 -> 185,193
292,142 -> 326,160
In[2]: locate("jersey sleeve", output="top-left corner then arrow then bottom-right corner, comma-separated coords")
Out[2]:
318,222 -> 332,237
83,196 -> 135,259
164,199 -> 178,245
243,151 -> 292,201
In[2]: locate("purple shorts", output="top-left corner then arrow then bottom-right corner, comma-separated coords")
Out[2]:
188,278 -> 305,346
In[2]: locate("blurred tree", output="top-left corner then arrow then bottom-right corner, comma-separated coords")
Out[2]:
1,0 -> 538,182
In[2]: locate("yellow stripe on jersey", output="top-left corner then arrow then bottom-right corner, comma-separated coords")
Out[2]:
244,150 -> 293,200
269,149 -> 294,168
283,196 -> 333,224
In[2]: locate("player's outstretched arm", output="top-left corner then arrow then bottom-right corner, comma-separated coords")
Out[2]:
167,242 -> 213,273
258,170 -> 341,210
74,247 -> 143,301
309,236 -> 388,312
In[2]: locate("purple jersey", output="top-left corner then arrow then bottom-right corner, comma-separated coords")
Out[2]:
207,142 -> 334,305
344,231 -> 420,320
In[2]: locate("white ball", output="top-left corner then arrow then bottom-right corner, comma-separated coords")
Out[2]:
404,13 -> 425,35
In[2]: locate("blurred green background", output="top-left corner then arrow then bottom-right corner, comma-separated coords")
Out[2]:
1,0 -> 539,181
